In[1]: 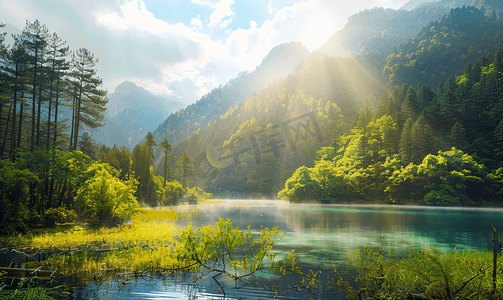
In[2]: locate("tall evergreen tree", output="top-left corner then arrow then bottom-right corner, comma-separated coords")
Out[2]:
399,117 -> 414,164
179,152 -> 196,189
450,121 -> 466,150
144,131 -> 156,161
68,48 -> 107,151
3,39 -> 29,161
20,20 -> 48,151
411,114 -> 431,164
45,32 -> 69,151
157,138 -> 175,188
131,143 -> 154,203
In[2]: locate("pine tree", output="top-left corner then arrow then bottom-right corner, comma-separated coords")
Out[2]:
131,143 -> 154,203
399,117 -> 414,164
45,33 -> 69,151
67,48 -> 107,151
179,152 -> 196,189
3,39 -> 29,161
20,20 -> 48,151
157,138 -> 175,188
145,131 -> 157,161
78,132 -> 96,159
450,121 -> 466,150
411,114 -> 431,164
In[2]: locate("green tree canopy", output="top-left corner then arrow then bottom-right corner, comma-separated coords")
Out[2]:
75,162 -> 139,226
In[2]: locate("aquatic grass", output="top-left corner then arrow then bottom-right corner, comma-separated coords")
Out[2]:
0,274 -> 61,300
329,245 -> 503,299
2,209 -> 180,250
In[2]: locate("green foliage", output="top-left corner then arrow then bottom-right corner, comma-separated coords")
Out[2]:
44,206 -> 77,226
162,180 -> 185,205
384,6 -> 503,89
177,218 -> 285,282
75,162 -> 139,226
278,166 -> 321,202
179,152 -> 196,189
0,160 -> 39,235
145,131 -> 157,161
185,186 -> 212,203
387,147 -> 487,205
245,152 -> 283,196
0,274 -> 58,299
334,245 -> 503,300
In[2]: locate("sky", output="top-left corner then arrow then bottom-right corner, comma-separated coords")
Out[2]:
0,0 -> 408,105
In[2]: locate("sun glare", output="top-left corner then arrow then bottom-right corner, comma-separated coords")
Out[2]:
301,13 -> 335,51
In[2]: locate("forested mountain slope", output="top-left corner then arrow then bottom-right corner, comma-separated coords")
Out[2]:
159,53 -> 383,196
318,6 -> 449,58
151,42 -> 309,146
418,0 -> 503,13
384,6 -> 503,89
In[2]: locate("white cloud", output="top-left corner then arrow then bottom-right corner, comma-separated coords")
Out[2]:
96,12 -> 128,30
192,0 -> 220,8
268,0 -> 274,15
212,0 -> 320,71
209,0 -> 235,28
190,15 -> 203,30
193,0 -> 235,28
219,17 -> 233,29
194,75 -> 218,97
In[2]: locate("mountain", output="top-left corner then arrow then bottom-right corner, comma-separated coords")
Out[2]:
417,0 -> 503,13
383,5 -> 503,89
151,42 -> 309,147
92,81 -> 186,148
318,6 -> 449,59
401,0 -> 441,10
153,51 -> 383,196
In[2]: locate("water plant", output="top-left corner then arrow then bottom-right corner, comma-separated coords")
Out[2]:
0,273 -> 61,299
327,244 -> 503,299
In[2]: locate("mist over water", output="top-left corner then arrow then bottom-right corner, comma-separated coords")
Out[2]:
67,200 -> 503,299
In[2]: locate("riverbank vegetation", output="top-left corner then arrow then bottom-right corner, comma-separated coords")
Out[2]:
326,244 -> 503,299
0,209 -> 285,299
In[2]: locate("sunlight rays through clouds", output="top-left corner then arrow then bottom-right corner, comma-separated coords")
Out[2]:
0,0 -> 405,103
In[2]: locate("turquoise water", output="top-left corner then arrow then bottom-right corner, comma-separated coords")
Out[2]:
66,200 -> 503,299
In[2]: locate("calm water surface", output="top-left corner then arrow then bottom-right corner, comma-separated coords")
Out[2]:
66,199 -> 503,299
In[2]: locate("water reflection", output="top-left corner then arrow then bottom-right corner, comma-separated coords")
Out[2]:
65,200 -> 503,299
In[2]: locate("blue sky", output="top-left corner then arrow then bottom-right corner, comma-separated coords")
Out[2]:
0,0 -> 408,104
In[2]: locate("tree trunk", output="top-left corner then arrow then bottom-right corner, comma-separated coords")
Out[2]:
69,94 -> 75,151
31,45 -> 39,152
36,83 -> 43,148
73,77 -> 83,151
1,103 -> 12,159
9,60 -> 19,161
46,73 -> 53,151
17,92 -> 24,149
52,78 -> 60,150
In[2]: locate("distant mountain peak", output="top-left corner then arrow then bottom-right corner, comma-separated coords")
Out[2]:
114,80 -> 140,94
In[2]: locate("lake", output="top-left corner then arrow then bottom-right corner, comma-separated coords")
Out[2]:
63,199 -> 503,299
